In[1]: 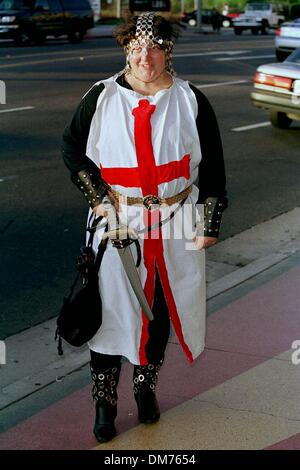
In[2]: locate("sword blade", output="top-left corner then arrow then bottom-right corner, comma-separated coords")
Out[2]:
101,195 -> 153,321
117,246 -> 154,321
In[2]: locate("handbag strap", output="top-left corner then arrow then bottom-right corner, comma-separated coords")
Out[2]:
86,213 -> 109,272
94,235 -> 109,272
86,213 -> 102,247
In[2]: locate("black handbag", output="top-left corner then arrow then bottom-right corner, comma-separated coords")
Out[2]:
55,216 -> 108,355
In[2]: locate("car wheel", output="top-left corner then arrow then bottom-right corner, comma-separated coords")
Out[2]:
234,28 -> 242,35
14,29 -> 32,46
32,32 -> 45,46
251,28 -> 258,35
68,28 -> 85,44
269,111 -> 292,129
275,49 -> 288,62
188,18 -> 197,27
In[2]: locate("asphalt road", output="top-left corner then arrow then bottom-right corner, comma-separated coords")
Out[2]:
0,29 -> 299,337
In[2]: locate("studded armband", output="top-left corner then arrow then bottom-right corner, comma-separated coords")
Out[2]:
71,169 -> 110,209
204,197 -> 227,237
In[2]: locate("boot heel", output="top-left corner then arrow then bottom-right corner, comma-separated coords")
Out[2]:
91,365 -> 121,443
134,388 -> 160,424
133,359 -> 163,424
94,403 -> 117,443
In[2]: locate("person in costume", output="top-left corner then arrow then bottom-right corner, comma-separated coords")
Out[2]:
61,13 -> 228,443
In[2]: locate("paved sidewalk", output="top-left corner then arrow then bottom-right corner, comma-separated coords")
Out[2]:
85,25 -> 115,39
1,251 -> 299,450
0,208 -> 299,449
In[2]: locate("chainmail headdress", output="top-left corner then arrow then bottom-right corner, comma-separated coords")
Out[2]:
124,12 -> 175,75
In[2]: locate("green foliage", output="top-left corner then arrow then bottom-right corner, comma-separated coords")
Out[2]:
172,0 -> 300,14
99,0 -> 300,18
171,0 -> 250,14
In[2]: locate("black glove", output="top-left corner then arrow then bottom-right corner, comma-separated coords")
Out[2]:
71,169 -> 110,209
204,196 -> 228,237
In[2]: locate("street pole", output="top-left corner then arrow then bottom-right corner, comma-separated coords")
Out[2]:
116,0 -> 121,19
196,0 -> 202,32
181,0 -> 185,14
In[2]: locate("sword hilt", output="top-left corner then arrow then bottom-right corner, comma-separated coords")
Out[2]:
102,195 -> 119,232
102,196 -> 138,242
102,227 -> 138,242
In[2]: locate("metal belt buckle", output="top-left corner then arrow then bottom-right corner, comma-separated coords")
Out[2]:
143,195 -> 160,210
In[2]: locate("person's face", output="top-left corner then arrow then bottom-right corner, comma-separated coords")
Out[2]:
127,40 -> 166,82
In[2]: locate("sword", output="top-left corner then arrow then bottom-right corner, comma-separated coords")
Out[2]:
101,196 -> 154,321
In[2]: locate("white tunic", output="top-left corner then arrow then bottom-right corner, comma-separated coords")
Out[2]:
86,75 -> 206,365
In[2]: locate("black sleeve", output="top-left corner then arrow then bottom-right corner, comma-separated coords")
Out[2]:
61,83 -> 104,174
189,84 -> 228,237
61,83 -> 110,208
189,84 -> 227,203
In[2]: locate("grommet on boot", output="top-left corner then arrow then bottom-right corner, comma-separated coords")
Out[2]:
91,364 -> 121,443
133,358 -> 163,424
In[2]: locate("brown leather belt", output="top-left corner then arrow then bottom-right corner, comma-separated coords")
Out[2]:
109,185 -> 192,211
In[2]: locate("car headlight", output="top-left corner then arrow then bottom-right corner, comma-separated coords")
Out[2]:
1,16 -> 16,23
255,17 -> 263,22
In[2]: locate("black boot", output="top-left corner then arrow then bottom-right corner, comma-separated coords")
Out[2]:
90,364 -> 121,443
133,358 -> 163,424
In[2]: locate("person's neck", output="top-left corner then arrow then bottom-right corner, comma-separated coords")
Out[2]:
125,70 -> 173,96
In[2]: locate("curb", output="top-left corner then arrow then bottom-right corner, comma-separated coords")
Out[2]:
84,25 -> 220,40
85,26 -> 115,39
207,252 -> 290,299
1,249 -> 299,412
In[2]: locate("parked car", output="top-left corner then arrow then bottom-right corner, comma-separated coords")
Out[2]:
251,48 -> 300,128
180,9 -> 233,28
233,2 -> 285,35
0,0 -> 94,46
275,19 -> 300,62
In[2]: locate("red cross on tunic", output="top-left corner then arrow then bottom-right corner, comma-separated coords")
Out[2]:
100,99 -> 194,364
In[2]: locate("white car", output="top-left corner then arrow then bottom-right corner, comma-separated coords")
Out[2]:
275,19 -> 300,61
233,2 -> 284,35
251,48 -> 300,128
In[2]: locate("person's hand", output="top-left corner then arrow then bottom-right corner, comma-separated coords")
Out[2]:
192,236 -> 218,250
92,191 -> 121,217
92,204 -> 108,217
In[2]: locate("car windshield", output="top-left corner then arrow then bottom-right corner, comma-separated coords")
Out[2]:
246,3 -> 270,10
285,48 -> 300,64
0,0 -> 32,10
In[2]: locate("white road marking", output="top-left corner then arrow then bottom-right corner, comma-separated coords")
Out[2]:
232,122 -> 271,132
0,49 -> 252,69
174,50 -> 249,58
0,47 -> 116,61
216,54 -> 275,62
0,175 -> 18,183
0,52 -> 121,68
197,80 -> 249,89
0,106 -> 34,114
0,49 -> 249,62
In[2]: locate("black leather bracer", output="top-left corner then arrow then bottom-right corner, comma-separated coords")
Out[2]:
71,169 -> 110,209
204,196 -> 228,237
